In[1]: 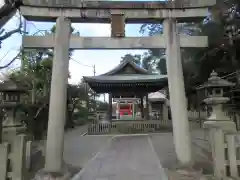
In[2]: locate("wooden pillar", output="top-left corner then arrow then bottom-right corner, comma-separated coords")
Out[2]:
149,102 -> 153,120
116,101 -> 120,120
140,96 -> 144,119
132,102 -> 135,120
108,93 -> 112,121
145,94 -> 150,120
163,102 -> 168,121
0,111 -> 3,143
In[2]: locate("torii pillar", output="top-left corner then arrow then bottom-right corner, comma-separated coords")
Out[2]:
45,16 -> 71,173
163,19 -> 192,167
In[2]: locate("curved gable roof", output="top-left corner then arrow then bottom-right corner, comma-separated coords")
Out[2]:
100,59 -> 149,76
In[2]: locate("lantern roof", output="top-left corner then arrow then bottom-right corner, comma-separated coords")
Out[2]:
0,79 -> 28,92
148,91 -> 167,102
196,70 -> 235,90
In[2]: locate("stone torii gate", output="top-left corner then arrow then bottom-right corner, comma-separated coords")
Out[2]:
20,0 -> 215,176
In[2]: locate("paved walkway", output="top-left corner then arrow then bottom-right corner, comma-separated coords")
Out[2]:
73,135 -> 168,180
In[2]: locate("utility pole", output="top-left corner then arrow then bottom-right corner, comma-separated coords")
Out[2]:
93,64 -> 96,111
93,64 -> 96,76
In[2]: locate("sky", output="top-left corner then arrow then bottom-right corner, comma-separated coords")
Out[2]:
0,0 -> 157,84
0,0 -> 161,101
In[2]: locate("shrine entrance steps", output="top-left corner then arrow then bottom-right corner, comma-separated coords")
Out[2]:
72,135 -> 168,180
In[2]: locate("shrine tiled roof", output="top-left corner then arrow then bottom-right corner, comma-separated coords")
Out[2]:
83,74 -> 167,83
100,59 -> 149,76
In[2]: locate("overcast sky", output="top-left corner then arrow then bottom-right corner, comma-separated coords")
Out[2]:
0,2 -> 152,83
0,0 -> 161,101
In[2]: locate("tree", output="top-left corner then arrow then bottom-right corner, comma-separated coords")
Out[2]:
66,83 -> 89,128
120,54 -> 141,66
0,11 -> 23,69
7,55 -> 93,139
120,52 -> 158,73
0,0 -> 23,70
0,0 -> 22,28
2,23 -> 90,139
0,16 -> 22,48
119,2 -> 240,108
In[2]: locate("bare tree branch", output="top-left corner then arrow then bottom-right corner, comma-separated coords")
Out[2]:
0,25 -> 21,41
0,14 -> 22,42
0,51 -> 20,69
0,1 -> 22,29
0,13 -> 22,68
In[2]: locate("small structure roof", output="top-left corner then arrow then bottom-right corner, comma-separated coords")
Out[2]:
0,79 -> 28,92
148,91 -> 167,102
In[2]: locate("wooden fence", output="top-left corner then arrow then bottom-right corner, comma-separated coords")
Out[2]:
88,119 -> 203,135
188,110 -> 208,119
88,122 -> 163,134
0,135 -> 32,180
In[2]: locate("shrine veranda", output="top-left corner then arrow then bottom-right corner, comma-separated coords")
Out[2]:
19,0 -> 216,171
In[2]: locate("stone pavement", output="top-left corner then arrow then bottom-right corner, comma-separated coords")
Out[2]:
73,135 -> 168,180
150,132 -> 213,174
64,134 -> 112,168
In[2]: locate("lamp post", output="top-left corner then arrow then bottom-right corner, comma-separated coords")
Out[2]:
196,70 -> 236,131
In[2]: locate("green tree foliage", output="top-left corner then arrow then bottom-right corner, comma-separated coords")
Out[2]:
3,25 -> 98,140
121,1 -> 240,108
8,56 -> 96,139
120,54 -> 141,66
96,101 -> 109,111
120,52 -> 159,73
140,2 -> 239,77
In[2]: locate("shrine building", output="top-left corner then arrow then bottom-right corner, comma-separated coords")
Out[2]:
83,59 -> 168,121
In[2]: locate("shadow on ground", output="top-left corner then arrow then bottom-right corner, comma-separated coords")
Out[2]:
27,126 -> 112,179
28,128 -> 213,179
149,132 -> 213,174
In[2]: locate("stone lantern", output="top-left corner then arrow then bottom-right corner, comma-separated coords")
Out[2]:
0,79 -> 28,141
196,70 -> 236,131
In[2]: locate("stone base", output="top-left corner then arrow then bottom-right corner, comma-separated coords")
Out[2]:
32,164 -> 80,180
166,167 -> 207,180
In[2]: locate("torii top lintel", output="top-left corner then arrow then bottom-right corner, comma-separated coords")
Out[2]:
21,0 -> 216,23
22,0 -> 216,9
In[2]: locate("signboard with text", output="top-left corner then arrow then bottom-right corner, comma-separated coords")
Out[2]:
111,14 -> 125,37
